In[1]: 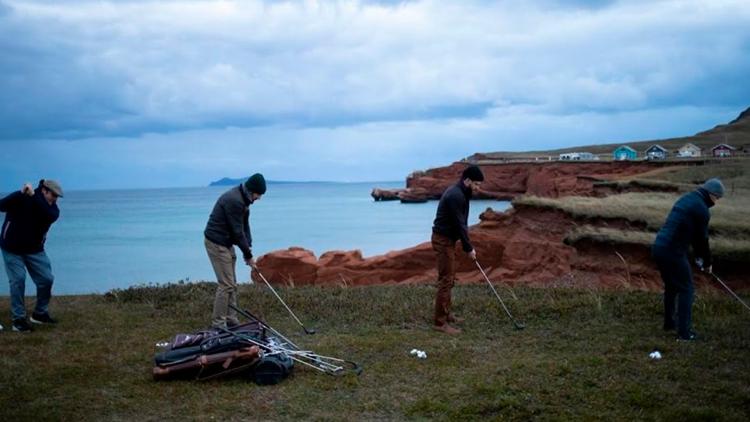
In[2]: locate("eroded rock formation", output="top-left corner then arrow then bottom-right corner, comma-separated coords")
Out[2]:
253,204 -> 711,290
373,161 -> 672,202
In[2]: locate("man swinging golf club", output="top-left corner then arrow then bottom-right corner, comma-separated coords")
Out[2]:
431,165 -> 484,334
204,173 -> 266,329
652,178 -> 724,341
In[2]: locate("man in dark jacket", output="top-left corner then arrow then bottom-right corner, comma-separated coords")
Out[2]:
652,178 -> 724,341
431,165 -> 484,334
205,173 -> 266,328
1,179 -> 63,333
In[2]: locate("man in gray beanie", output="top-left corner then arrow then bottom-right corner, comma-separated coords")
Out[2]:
204,173 -> 266,328
652,178 -> 724,341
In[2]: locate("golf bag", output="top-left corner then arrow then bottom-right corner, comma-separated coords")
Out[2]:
153,321 -> 293,383
251,353 -> 295,385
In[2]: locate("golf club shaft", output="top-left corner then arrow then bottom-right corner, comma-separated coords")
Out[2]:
475,260 -> 523,327
229,304 -> 301,350
253,266 -> 314,333
711,273 -> 750,312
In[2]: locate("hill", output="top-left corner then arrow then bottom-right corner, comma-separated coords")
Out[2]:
468,106 -> 750,160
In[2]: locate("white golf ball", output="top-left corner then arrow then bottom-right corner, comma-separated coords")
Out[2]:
410,349 -> 418,355
649,351 -> 662,360
417,351 -> 427,359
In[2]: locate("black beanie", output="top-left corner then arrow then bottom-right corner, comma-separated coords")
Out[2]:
244,173 -> 267,194
461,165 -> 484,182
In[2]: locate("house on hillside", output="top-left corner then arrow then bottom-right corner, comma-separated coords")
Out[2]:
677,143 -> 702,158
613,146 -> 637,161
559,152 -> 597,161
644,145 -> 668,160
712,143 -> 736,158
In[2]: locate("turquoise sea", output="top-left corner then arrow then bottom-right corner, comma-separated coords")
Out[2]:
0,183 -> 509,294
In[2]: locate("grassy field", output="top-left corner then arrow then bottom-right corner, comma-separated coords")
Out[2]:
1,282 -> 750,421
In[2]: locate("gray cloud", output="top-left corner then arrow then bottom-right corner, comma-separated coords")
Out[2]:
0,0 -> 748,141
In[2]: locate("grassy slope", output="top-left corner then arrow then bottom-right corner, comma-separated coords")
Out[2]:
470,107 -> 750,159
514,158 -> 750,263
1,283 -> 750,421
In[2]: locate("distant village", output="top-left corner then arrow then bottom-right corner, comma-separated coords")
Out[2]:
468,141 -> 747,164
559,142 -> 741,161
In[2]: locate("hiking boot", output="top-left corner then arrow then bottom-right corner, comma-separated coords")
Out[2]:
30,312 -> 57,325
433,324 -> 462,335
677,331 -> 698,341
448,314 -> 465,324
12,319 -> 32,333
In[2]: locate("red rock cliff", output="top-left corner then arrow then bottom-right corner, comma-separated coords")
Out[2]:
253,204 -> 720,290
403,161 -> 670,200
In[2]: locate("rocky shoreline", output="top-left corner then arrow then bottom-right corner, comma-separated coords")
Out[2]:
255,160 -> 729,290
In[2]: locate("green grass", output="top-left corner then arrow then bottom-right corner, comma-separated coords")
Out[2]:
513,192 -> 750,239
565,226 -> 750,263
592,178 -> 694,193
643,159 -> 750,193
2,282 -> 750,421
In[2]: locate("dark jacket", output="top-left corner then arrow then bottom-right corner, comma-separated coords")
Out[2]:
204,184 -> 253,259
432,182 -> 473,252
653,188 -> 713,265
0,187 -> 60,254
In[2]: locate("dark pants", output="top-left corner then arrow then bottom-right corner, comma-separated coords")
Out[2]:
432,233 -> 457,326
652,245 -> 694,337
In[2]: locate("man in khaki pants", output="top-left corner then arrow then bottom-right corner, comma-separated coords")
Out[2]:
204,173 -> 266,328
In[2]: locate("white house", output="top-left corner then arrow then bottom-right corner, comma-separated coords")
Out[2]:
559,152 -> 597,161
677,143 -> 702,158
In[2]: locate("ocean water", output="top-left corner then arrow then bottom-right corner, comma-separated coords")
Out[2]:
0,183 -> 509,294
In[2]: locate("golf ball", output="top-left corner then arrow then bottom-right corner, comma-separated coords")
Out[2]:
417,351 -> 427,359
410,349 -> 419,355
649,351 -> 662,360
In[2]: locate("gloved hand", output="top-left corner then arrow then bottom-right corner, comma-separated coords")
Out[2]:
695,258 -> 713,274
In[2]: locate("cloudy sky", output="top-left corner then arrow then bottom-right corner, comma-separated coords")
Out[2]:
1,0 -> 749,190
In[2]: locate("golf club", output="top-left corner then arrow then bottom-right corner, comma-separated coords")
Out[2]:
709,272 -> 750,312
252,265 -> 317,335
475,260 -> 525,330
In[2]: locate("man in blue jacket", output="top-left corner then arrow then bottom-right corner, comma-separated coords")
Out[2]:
1,179 -> 63,333
431,165 -> 484,334
652,178 -> 724,341
204,173 -> 266,328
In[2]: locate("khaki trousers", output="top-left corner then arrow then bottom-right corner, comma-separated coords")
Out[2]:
205,238 -> 240,327
432,232 -> 457,326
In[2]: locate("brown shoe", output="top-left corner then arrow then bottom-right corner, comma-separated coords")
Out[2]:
433,324 -> 462,335
448,314 -> 465,324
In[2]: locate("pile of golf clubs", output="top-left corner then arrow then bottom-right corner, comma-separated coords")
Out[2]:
223,304 -> 361,376
245,265 -> 362,376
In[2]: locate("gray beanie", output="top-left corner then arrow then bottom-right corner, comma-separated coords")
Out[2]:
701,178 -> 725,198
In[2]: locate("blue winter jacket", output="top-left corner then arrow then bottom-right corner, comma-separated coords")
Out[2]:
653,188 -> 713,265
0,186 -> 60,254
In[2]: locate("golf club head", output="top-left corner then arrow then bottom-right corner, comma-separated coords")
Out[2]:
304,328 -> 317,335
513,321 -> 525,330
